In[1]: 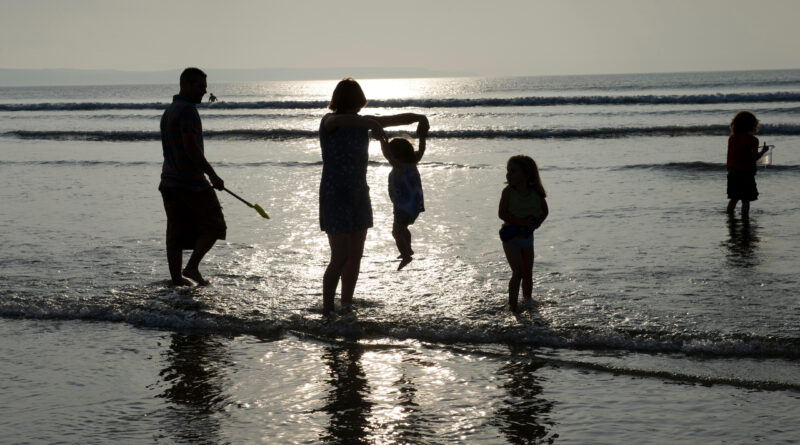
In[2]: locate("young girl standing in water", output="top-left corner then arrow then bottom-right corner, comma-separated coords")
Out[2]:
498,155 -> 548,312
726,111 -> 770,218
381,134 -> 427,270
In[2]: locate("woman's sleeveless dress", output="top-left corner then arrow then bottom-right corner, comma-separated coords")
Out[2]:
319,115 -> 373,234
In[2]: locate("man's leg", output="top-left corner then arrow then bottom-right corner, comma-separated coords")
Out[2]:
162,189 -> 192,286
167,245 -> 191,286
182,234 -> 216,285
181,189 -> 225,286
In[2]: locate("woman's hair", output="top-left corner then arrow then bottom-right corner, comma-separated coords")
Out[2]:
730,111 -> 759,134
328,78 -> 367,112
507,155 -> 547,198
388,138 -> 417,163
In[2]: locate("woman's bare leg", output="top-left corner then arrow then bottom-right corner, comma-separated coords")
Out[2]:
323,233 -> 350,314
340,229 -> 367,306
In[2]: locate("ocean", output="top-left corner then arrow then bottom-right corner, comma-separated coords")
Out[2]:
1,70 -> 799,444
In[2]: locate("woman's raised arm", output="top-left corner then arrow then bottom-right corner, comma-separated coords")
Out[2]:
367,113 -> 428,132
323,114 -> 386,141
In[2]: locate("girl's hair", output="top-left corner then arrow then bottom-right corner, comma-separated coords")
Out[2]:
507,155 -> 547,198
328,78 -> 367,112
388,138 -> 417,164
730,111 -> 759,134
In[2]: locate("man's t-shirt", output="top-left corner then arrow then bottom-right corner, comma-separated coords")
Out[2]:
159,95 -> 210,191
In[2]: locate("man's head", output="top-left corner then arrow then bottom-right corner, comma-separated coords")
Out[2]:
179,67 -> 207,104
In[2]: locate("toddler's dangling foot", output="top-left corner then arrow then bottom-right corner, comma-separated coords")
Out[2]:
396,249 -> 414,259
397,255 -> 413,271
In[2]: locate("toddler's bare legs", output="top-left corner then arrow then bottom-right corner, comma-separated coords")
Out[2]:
393,222 -> 413,270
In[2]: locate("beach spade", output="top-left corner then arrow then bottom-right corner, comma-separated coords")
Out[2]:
224,188 -> 270,219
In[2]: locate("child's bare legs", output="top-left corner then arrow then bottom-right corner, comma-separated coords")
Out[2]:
502,242 -> 523,311
727,199 -> 751,218
392,221 -> 413,270
323,230 -> 367,315
727,199 -> 738,215
520,246 -> 534,300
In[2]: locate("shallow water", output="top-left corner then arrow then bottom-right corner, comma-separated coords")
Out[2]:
3,319 -> 799,444
1,71 -> 799,442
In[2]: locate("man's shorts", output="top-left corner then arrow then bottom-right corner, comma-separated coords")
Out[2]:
161,187 -> 226,251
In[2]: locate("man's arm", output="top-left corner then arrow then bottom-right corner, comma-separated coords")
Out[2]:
182,132 -> 224,190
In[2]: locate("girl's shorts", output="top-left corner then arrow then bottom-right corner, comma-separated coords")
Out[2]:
727,169 -> 759,202
504,235 -> 533,248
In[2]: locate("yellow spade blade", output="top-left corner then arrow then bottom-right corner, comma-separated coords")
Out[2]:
253,204 -> 270,219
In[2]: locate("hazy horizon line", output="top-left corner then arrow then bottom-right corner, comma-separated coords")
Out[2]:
1,66 -> 798,88
0,67 -> 475,87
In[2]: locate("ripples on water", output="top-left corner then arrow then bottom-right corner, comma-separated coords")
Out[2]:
2,71 -> 800,442
4,319 -> 800,443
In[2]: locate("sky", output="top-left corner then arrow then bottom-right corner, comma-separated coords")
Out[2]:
1,0 -> 799,77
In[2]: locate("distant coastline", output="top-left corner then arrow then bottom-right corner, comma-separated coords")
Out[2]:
0,67 -> 475,87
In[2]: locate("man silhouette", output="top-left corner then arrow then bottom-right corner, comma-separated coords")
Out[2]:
159,67 -> 226,285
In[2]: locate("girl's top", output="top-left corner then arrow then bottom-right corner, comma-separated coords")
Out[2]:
502,187 -> 544,226
388,165 -> 425,218
727,133 -> 759,174
318,114 -> 373,233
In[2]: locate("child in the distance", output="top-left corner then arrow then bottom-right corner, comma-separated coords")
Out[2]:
381,134 -> 426,270
498,155 -> 549,312
726,111 -> 770,218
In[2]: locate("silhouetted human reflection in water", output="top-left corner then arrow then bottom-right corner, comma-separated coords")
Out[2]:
156,333 -> 232,444
725,215 -> 760,268
390,372 -> 435,444
318,343 -> 373,444
491,346 -> 557,444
